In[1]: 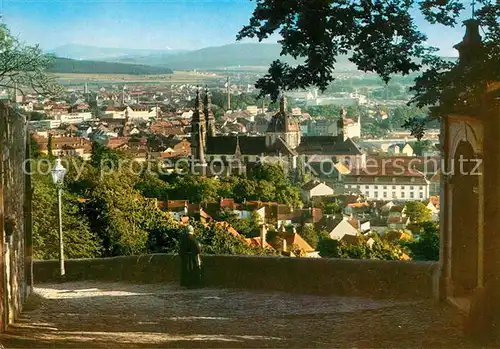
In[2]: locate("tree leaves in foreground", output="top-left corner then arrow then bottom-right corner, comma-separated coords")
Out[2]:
403,221 -> 440,261
0,24 -> 62,96
238,0 -> 500,138
32,176 -> 101,260
318,233 -> 408,260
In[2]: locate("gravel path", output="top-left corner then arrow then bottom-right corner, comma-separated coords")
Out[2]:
0,281 -> 481,348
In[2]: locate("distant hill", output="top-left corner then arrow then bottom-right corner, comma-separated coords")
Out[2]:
47,44 -> 186,61
47,57 -> 174,75
113,43 -> 357,71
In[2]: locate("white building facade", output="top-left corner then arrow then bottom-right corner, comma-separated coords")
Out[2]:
343,171 -> 430,201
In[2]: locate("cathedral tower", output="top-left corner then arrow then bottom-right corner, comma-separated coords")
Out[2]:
265,91 -> 301,149
191,87 -> 207,164
204,86 -> 216,137
337,107 -> 346,143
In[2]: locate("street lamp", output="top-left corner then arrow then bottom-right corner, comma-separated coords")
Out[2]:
51,158 -> 67,278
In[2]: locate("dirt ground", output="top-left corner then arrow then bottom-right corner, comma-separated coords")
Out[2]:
0,281 -> 486,348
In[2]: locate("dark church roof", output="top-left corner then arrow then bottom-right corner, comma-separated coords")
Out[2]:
267,137 -> 298,156
206,136 -> 267,155
297,136 -> 363,155
206,135 -> 297,157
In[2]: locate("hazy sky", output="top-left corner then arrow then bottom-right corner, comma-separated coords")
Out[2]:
2,0 -> 471,56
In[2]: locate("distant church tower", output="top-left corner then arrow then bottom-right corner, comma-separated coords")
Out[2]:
203,86 -> 216,137
191,87 -> 207,165
265,91 -> 301,149
337,107 -> 347,143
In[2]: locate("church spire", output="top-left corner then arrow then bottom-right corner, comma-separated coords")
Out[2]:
279,89 -> 290,132
454,18 -> 482,66
279,88 -> 287,113
193,86 -> 204,120
191,86 -> 206,165
204,85 -> 216,137
337,107 -> 346,142
234,135 -> 242,159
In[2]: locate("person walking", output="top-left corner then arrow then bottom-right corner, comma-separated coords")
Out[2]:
179,225 -> 202,288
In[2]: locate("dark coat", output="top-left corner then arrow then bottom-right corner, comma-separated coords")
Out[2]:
179,233 -> 202,287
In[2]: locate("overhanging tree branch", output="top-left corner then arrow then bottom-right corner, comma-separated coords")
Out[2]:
0,24 -> 62,97
238,0 -> 499,139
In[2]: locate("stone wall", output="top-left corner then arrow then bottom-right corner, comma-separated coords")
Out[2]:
34,254 -> 438,299
0,102 -> 29,330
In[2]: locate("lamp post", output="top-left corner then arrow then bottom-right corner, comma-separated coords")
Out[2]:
51,158 -> 67,278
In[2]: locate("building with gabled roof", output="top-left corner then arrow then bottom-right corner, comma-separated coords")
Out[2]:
190,87 -> 364,177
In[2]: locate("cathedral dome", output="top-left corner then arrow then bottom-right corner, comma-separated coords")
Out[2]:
266,93 -> 300,133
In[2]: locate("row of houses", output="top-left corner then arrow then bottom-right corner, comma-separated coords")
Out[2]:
156,193 -> 440,254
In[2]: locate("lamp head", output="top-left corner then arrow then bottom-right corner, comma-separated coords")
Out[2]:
51,158 -> 67,185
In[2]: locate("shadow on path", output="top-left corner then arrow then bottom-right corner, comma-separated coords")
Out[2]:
0,281 -> 479,348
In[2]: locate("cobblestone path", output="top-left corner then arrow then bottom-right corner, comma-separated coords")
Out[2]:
0,281 -> 483,348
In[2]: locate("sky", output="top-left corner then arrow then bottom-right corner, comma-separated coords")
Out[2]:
2,0 -> 471,56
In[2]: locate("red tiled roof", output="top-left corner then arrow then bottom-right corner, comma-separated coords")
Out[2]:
213,221 -> 242,238
220,198 -> 237,209
347,217 -> 359,229
286,233 -> 315,253
245,237 -> 274,249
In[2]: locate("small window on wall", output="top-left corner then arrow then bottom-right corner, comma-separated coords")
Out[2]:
419,192 -> 423,198
383,192 -> 387,198
410,192 -> 414,198
365,185 -> 369,189
392,192 -> 396,198
374,191 -> 378,197
401,192 -> 405,198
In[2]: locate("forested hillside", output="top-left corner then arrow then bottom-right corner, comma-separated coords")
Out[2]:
47,57 -> 174,75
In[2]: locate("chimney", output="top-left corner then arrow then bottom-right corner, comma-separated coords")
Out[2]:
260,224 -> 267,249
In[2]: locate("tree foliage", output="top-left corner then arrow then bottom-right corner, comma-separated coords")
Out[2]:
193,221 -> 275,256
299,224 -> 319,249
238,0 -> 500,138
0,24 -> 62,95
404,201 -> 432,224
318,234 -> 407,260
32,166 -> 101,260
403,221 -> 439,261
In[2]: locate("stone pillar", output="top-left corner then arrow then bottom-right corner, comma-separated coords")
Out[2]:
437,119 -> 452,301
475,153 -> 484,289
465,103 -> 500,344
